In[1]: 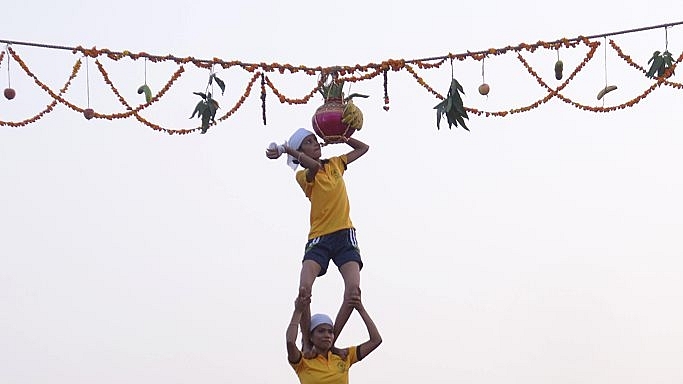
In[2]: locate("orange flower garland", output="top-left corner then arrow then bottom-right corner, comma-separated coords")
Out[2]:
404,64 -> 442,99
609,39 -> 683,89
515,41 -> 683,113
2,22 -> 682,133
264,75 -> 323,105
216,71 -> 261,123
93,59 -> 186,118
0,55 -> 81,127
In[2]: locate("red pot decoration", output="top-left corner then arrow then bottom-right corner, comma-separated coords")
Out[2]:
311,98 -> 354,143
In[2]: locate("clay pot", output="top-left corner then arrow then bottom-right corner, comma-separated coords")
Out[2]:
311,98 -> 354,143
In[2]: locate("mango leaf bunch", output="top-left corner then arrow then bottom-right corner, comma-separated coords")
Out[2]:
317,71 -> 370,103
319,73 -> 345,100
191,73 -> 226,134
434,78 -> 469,131
646,50 -> 675,78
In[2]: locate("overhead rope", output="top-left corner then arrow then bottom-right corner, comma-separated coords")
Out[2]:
1,21 -> 681,70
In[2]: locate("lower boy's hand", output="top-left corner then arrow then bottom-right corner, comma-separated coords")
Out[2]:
348,292 -> 364,311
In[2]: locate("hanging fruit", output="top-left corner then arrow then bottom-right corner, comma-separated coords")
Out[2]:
478,83 -> 490,95
137,84 -> 152,103
4,88 -> 16,100
341,100 -> 364,130
554,60 -> 564,80
597,85 -> 618,100
83,108 -> 95,120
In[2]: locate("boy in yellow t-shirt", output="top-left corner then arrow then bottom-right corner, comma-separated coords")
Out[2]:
266,128 -> 369,343
286,287 -> 382,384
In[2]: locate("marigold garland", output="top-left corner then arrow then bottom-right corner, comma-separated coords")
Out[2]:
216,71 -> 261,123
404,64 -> 441,98
263,75 -> 323,105
58,35 -> 592,75
0,56 -> 81,127
514,41 -> 683,113
94,59 -> 185,118
609,39 -> 683,89
2,22 -> 682,133
7,47 -> 90,114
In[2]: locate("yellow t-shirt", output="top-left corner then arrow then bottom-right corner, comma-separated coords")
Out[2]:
296,156 -> 353,239
291,346 -> 359,384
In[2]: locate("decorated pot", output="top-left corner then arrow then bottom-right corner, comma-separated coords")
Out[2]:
311,98 -> 354,143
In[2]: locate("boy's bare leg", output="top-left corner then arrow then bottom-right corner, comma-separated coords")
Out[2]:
333,261 -> 361,342
299,260 -> 320,354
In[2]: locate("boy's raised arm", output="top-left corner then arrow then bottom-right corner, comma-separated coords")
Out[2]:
352,294 -> 382,360
286,288 -> 310,363
344,137 -> 369,165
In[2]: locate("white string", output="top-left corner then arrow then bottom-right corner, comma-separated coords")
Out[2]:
85,56 -> 90,107
481,57 -> 485,83
5,44 -> 11,88
604,37 -> 608,87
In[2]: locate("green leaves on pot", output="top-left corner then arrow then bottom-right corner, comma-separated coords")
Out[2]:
190,92 -> 220,134
646,50 -> 675,78
434,78 -> 469,131
320,79 -> 345,100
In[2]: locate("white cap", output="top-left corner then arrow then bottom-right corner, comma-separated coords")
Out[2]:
286,128 -> 315,170
310,313 -> 333,331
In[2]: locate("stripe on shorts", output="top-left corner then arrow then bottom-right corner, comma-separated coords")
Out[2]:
349,228 -> 358,248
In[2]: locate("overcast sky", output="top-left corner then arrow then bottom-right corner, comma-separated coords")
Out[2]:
1,1 -> 682,384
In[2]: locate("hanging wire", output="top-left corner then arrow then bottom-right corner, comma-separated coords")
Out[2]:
481,57 -> 486,83
602,36 -> 608,107
85,56 -> 90,107
450,56 -> 454,79
144,57 -> 147,85
205,64 -> 215,95
5,44 -> 10,88
665,26 -> 669,51
210,64 -> 215,95
604,37 -> 608,88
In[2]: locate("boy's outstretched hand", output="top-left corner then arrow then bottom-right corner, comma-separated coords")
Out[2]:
266,142 -> 286,159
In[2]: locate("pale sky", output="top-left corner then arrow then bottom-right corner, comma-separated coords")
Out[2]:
1,1 -> 682,384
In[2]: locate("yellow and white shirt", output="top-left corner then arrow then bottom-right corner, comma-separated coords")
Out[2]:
296,156 -> 354,239
290,346 -> 359,384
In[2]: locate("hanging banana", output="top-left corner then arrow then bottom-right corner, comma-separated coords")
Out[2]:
137,84 -> 152,103
342,100 -> 364,130
597,85 -> 618,100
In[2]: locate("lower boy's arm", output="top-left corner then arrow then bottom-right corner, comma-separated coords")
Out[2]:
300,299 -> 312,351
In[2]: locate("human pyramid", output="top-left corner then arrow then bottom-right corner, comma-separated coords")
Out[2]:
266,128 -> 383,383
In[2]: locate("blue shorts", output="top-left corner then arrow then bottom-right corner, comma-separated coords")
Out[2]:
303,228 -> 363,276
